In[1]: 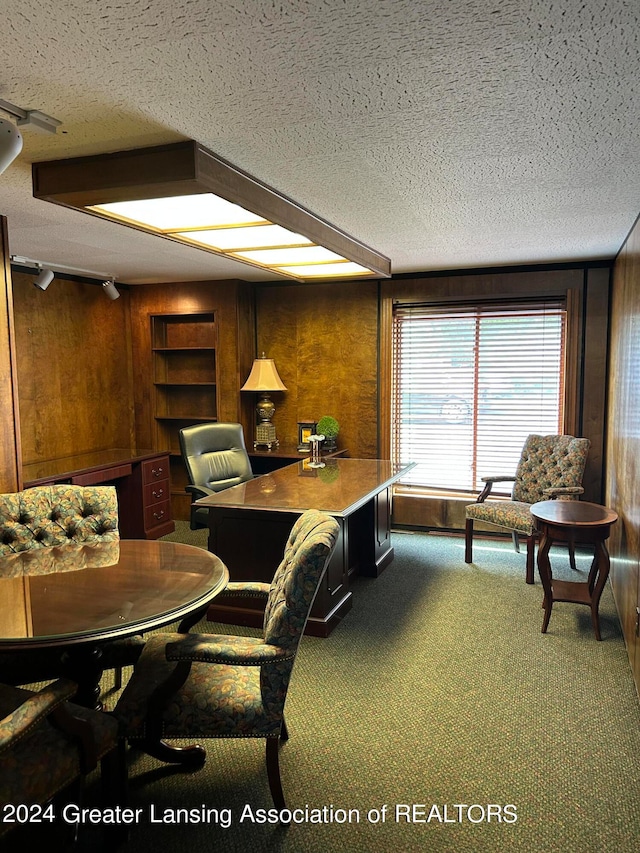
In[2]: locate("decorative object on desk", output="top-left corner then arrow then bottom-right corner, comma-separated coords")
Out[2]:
241,354 -> 287,450
297,421 -> 317,451
316,415 -> 340,452
308,434 -> 326,468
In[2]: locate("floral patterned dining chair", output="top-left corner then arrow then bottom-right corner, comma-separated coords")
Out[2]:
0,484 -> 145,689
114,509 -> 339,814
464,434 -> 591,583
0,677 -> 121,843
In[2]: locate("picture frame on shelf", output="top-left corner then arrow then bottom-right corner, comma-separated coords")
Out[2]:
297,421 -> 317,451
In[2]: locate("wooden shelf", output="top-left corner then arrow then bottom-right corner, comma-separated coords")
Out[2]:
151,312 -> 218,517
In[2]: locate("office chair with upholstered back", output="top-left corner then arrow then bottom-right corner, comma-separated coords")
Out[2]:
179,422 -> 254,530
114,509 -> 339,812
465,434 -> 591,584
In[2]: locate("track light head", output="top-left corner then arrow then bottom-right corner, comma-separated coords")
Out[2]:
102,280 -> 120,300
33,268 -> 54,290
0,118 -> 23,175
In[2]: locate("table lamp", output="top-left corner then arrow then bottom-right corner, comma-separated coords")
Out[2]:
241,354 -> 287,449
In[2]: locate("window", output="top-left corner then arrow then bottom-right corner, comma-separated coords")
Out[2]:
392,300 -> 566,493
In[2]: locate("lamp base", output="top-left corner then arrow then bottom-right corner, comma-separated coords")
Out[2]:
254,422 -> 279,450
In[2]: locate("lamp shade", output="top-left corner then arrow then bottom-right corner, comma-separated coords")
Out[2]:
241,357 -> 287,392
0,118 -> 23,175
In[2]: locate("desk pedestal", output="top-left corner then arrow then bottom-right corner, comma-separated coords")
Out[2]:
205,487 -> 394,637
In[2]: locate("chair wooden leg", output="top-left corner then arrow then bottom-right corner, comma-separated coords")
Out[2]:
280,717 -> 289,742
266,737 -> 286,813
525,535 -> 535,585
464,519 -> 474,563
511,531 -> 521,553
138,737 -> 206,766
114,667 -> 122,691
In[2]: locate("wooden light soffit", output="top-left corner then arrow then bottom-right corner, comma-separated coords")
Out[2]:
32,140 -> 391,282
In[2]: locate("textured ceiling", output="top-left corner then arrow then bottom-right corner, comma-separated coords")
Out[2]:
0,0 -> 639,284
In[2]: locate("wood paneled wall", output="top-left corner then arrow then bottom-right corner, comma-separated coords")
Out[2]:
255,281 -> 379,458
12,271 -> 135,464
606,214 -> 640,692
0,217 -> 21,491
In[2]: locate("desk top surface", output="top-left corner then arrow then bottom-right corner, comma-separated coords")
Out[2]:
22,448 -> 165,486
195,458 -> 415,517
0,539 -> 228,648
530,500 -> 618,527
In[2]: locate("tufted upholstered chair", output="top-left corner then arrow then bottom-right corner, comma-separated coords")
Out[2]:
0,677 -> 120,842
114,509 -> 339,812
179,422 -> 254,529
465,434 -> 591,584
0,485 -> 144,688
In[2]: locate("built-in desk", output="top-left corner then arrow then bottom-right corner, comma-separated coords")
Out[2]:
22,449 -> 175,539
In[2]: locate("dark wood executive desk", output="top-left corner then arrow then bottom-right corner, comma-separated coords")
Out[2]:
196,458 -> 414,637
0,539 -> 228,707
22,448 -> 175,539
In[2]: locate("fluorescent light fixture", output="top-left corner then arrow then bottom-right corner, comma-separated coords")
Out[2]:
179,223 -> 312,251
32,141 -> 391,282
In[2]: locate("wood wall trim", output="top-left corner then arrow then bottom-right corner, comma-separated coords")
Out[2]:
606,213 -> 640,692
0,216 -> 22,492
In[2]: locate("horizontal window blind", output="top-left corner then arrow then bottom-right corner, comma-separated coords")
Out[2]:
392,300 -> 566,492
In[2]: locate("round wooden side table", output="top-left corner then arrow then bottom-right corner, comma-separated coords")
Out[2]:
530,500 -> 618,641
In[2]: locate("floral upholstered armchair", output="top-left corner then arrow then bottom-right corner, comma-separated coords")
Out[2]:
114,509 -> 339,813
465,434 -> 591,584
0,678 -> 120,843
0,485 -> 144,688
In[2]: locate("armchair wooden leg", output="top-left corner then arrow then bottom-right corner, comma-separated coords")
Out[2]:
511,531 -> 521,553
464,519 -> 474,563
280,717 -> 289,742
138,736 -> 206,767
266,737 -> 287,814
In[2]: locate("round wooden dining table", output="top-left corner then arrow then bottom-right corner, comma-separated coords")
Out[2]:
0,539 -> 229,706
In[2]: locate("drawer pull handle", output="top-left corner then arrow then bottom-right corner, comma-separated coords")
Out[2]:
152,467 -> 164,477
153,510 -> 165,520
152,489 -> 164,499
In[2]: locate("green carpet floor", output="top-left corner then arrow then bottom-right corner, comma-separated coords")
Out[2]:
69,528 -> 640,851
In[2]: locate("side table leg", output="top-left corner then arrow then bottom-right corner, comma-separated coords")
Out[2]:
589,540 -> 610,641
537,529 -> 554,634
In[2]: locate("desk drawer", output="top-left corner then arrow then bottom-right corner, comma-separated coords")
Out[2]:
144,499 -> 172,531
142,457 -> 169,484
144,480 -> 170,506
72,464 -> 132,486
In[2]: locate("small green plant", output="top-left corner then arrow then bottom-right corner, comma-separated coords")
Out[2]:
316,415 -> 339,438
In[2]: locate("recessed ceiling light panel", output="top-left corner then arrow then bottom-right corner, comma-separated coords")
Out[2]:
32,141 -> 391,282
